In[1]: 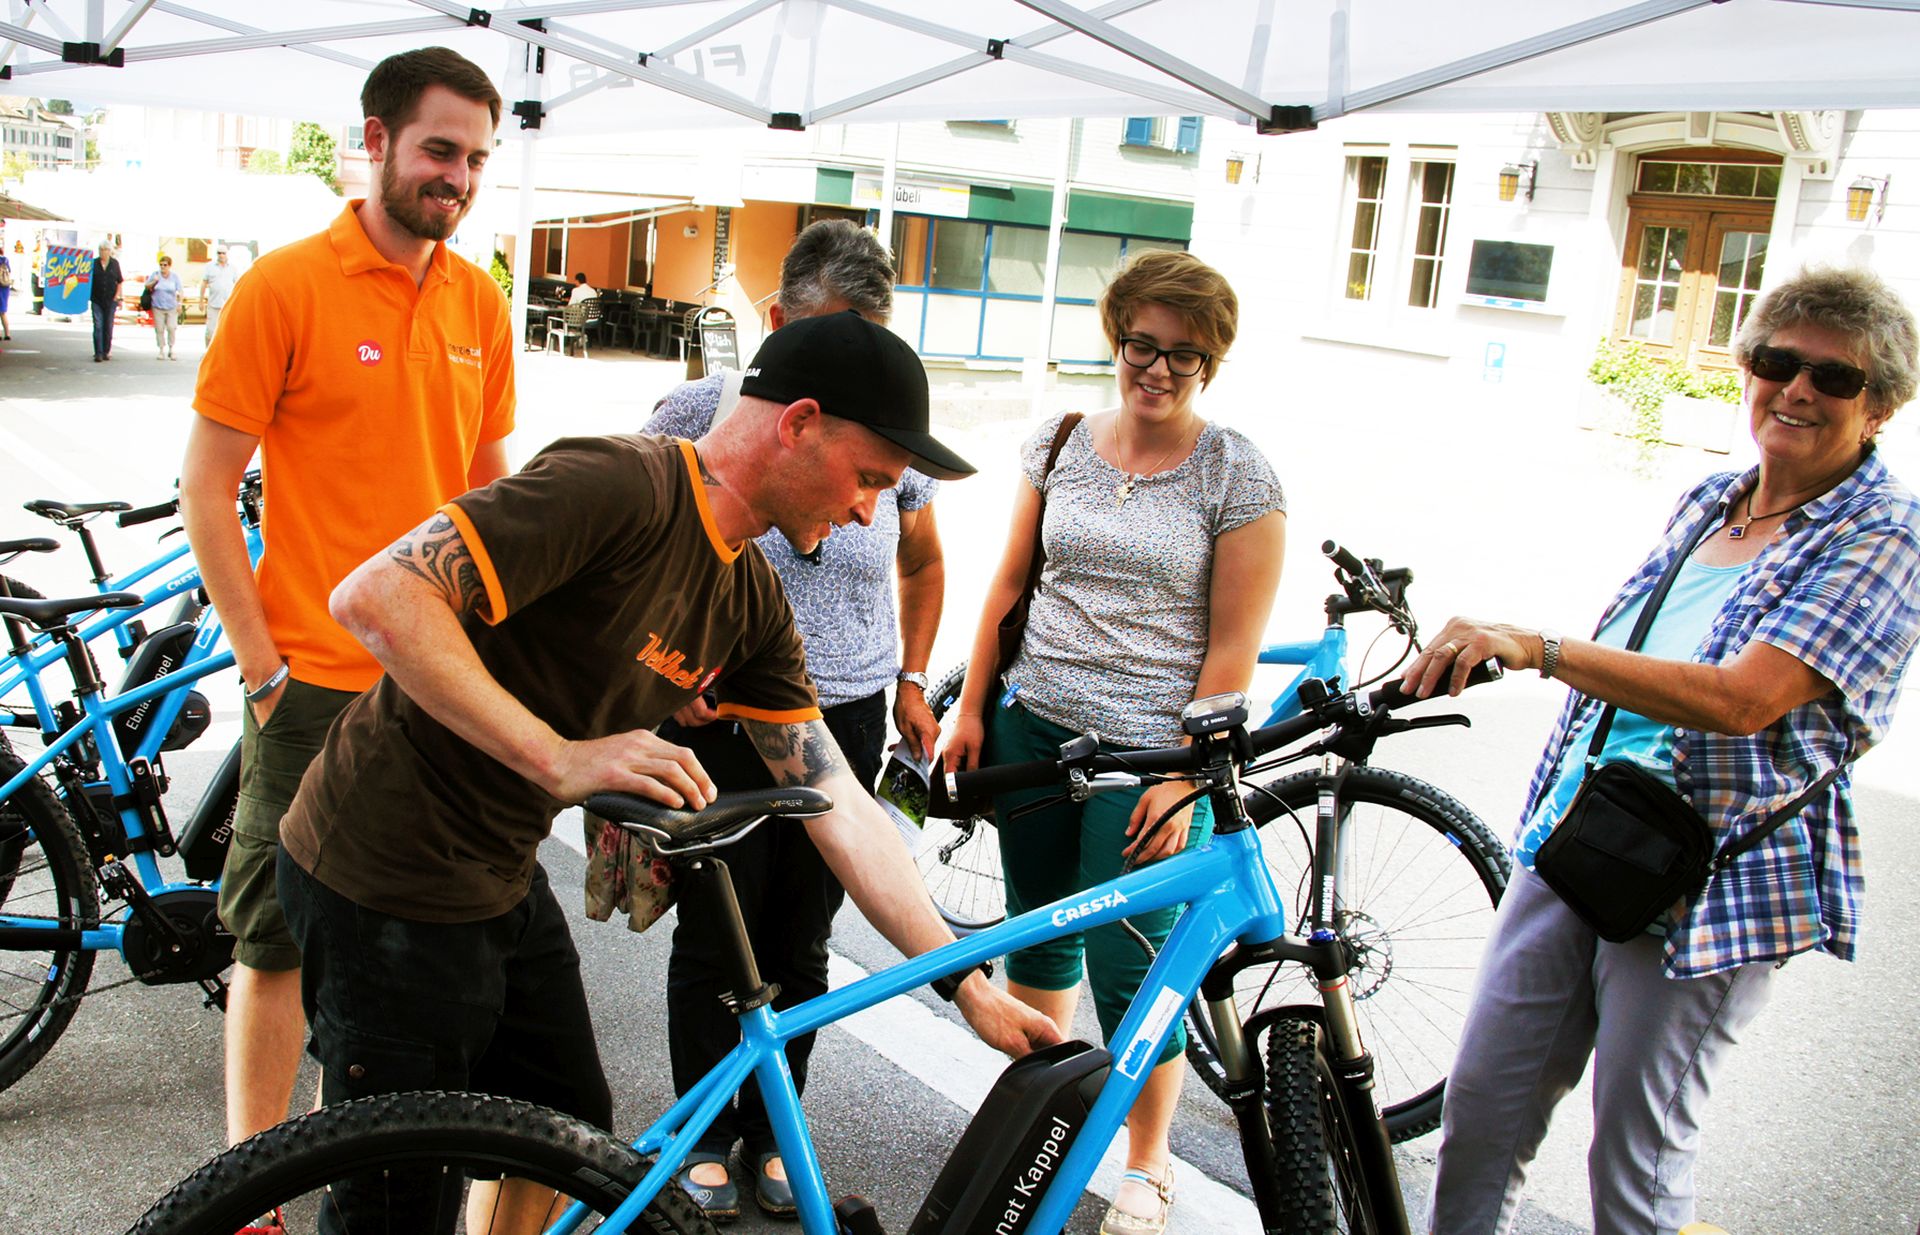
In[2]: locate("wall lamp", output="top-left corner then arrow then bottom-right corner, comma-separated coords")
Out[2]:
1498,161 -> 1537,203
1847,174 -> 1889,225
1225,151 -> 1258,185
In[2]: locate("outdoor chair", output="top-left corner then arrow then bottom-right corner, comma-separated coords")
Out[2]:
545,302 -> 591,357
583,295 -> 606,347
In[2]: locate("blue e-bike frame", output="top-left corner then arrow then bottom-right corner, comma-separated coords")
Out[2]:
0,536 -> 209,735
0,589 -> 241,956
563,800 -> 1295,1235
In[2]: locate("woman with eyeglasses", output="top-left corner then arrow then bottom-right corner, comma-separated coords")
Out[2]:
1403,266 -> 1920,1235
940,249 -> 1285,1235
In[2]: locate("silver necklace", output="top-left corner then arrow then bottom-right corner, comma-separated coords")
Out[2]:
1113,417 -> 1193,506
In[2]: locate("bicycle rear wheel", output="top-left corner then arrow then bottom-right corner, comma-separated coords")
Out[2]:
1189,766 -> 1508,1141
917,662 -> 1006,932
128,1091 -> 718,1235
0,743 -> 100,1092
1262,1016 -> 1385,1234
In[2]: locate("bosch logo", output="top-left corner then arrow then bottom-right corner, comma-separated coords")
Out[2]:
357,341 -> 384,365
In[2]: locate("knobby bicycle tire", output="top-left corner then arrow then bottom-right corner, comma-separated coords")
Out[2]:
0,742 -> 100,1093
1189,766 -> 1508,1142
1263,1016 -> 1384,1235
127,1090 -> 719,1235
918,662 -> 1007,933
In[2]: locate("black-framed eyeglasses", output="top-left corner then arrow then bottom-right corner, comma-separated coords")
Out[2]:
1749,344 -> 1868,399
1118,336 -> 1210,378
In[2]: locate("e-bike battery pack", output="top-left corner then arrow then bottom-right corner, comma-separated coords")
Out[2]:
907,1039 -> 1110,1235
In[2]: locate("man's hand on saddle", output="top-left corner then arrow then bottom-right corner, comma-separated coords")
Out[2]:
543,729 -> 715,809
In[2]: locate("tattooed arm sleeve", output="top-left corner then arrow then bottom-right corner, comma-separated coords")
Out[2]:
386,513 -> 491,620
742,718 -> 852,788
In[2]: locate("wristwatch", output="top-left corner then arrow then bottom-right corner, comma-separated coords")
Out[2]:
1538,630 -> 1563,680
931,959 -> 994,1001
897,670 -> 930,692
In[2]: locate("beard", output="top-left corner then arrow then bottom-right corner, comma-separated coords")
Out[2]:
379,158 -> 470,242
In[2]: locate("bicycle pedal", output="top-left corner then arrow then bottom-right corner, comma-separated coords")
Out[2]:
834,1195 -> 887,1235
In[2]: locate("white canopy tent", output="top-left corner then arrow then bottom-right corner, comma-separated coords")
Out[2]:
6,0 -> 1918,333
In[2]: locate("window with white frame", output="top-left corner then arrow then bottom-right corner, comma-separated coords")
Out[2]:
1337,150 -> 1456,311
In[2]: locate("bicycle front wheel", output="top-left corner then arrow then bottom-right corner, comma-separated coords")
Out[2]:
128,1091 -> 718,1235
917,662 -> 1006,932
0,743 -> 99,1092
1262,1016 -> 1385,1235
1190,766 -> 1508,1141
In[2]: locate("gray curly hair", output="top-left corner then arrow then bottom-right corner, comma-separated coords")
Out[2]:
1735,266 -> 1918,417
779,220 -> 894,322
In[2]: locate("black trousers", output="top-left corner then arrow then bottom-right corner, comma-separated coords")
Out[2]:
664,690 -> 888,1158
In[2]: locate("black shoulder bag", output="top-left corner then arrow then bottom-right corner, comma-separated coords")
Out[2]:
1533,514 -> 1848,942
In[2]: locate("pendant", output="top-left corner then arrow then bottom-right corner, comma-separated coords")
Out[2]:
1726,524 -> 1747,540
1115,478 -> 1135,506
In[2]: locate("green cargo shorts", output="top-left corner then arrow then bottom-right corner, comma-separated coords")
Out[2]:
216,677 -> 357,970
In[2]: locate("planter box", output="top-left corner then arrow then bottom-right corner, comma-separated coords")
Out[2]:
1577,386 -> 1738,455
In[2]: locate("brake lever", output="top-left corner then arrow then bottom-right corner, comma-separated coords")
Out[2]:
1375,713 -> 1471,735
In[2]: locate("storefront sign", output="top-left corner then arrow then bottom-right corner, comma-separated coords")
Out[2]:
43,245 -> 93,316
853,174 -> 970,218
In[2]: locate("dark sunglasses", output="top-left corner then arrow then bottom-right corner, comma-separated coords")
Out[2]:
1118,336 -> 1210,378
1749,345 -> 1869,399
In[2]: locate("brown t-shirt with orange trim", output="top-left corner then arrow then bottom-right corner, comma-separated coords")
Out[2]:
280,434 -> 820,922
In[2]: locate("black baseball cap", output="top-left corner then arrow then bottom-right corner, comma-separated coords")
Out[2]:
739,310 -> 976,481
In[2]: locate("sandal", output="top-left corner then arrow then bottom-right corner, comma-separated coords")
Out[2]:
675,1151 -> 739,1223
1098,1165 -> 1174,1235
744,1149 -> 797,1217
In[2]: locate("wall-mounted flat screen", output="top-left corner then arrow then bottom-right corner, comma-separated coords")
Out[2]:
1465,239 -> 1554,304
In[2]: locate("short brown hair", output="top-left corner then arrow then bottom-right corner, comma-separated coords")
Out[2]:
1098,249 -> 1238,386
361,46 -> 501,134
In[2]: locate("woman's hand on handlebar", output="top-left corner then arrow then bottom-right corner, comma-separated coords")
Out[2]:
1401,616 -> 1544,698
939,711 -> 986,774
1123,780 -> 1197,865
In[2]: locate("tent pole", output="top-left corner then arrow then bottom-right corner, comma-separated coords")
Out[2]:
512,134 -> 539,354
1026,117 -> 1074,400
878,124 -> 899,250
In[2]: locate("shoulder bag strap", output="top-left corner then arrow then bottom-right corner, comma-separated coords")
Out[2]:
1581,511 -> 1723,765
1015,412 -> 1085,601
1709,751 -> 1849,874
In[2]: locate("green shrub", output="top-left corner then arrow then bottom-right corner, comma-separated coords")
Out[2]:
1588,338 -> 1742,465
489,250 -> 512,302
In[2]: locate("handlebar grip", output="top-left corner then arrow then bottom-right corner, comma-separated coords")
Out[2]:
1321,540 -> 1367,577
1368,658 -> 1505,711
117,500 -> 180,528
928,756 -> 1061,818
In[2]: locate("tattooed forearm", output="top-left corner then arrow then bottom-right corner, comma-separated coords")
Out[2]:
744,718 -> 849,788
388,514 -> 491,618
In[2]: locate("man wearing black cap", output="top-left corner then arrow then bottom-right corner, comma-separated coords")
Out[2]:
272,310 -> 1055,1229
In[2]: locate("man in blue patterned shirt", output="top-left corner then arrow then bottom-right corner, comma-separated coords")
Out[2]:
1402,267 -> 1920,1235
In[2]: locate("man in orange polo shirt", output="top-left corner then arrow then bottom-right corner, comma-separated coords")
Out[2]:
178,45 -> 514,1168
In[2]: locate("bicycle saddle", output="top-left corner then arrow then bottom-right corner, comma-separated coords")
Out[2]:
586,786 -> 834,851
0,590 -> 145,629
25,498 -> 133,523
0,536 -> 59,558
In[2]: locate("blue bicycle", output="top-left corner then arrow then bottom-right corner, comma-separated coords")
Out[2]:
128,669 -> 1501,1235
916,543 -> 1509,1140
0,481 -> 261,1090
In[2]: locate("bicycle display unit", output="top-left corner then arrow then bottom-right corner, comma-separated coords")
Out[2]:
916,542 -> 1510,1141
130,668 -> 1502,1235
0,481 -> 261,1091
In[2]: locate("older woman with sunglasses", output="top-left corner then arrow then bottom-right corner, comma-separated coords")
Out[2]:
942,250 -> 1285,1235
1406,266 -> 1920,1235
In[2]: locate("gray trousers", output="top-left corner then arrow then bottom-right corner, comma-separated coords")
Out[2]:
1426,868 -> 1777,1235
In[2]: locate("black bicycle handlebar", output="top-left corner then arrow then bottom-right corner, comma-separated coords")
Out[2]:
930,662 -> 1501,818
117,499 -> 179,528
1322,539 -> 1367,578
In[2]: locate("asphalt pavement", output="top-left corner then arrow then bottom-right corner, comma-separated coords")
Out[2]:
2,308 -> 1917,1233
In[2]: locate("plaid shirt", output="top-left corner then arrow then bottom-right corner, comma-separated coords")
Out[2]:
1522,449 -> 1920,978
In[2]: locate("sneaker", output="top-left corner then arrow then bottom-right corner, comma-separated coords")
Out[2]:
235,1208 -> 286,1235
1098,1166 -> 1174,1235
